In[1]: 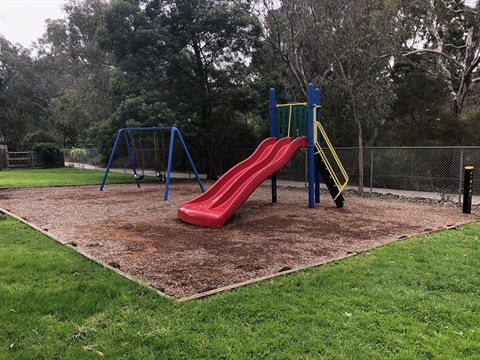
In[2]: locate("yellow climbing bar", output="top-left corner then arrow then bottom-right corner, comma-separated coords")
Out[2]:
313,121 -> 349,199
274,102 -> 348,200
276,103 -> 307,107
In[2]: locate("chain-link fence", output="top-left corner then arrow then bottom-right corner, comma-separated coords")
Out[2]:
64,144 -> 202,176
65,145 -> 480,200
336,147 -> 480,199
64,148 -> 102,170
222,146 -> 480,200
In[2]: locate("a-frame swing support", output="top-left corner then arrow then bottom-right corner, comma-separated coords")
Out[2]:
99,126 -> 205,200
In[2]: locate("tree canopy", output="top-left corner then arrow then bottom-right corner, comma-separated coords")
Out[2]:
96,0 -> 262,178
2,0 -> 480,184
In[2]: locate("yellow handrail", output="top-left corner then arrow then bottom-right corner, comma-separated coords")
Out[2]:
275,102 -> 348,199
313,121 -> 349,199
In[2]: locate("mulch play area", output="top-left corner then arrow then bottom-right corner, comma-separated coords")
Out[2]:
1,180 -> 478,299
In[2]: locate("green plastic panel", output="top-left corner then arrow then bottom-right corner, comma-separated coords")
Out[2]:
276,105 -> 308,139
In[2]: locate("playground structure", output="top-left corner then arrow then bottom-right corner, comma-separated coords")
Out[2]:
99,126 -> 205,200
178,83 -> 349,228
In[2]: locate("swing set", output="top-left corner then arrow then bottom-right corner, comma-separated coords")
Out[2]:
128,130 -> 165,181
99,126 -> 205,200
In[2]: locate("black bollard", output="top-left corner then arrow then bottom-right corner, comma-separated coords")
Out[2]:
463,166 -> 474,214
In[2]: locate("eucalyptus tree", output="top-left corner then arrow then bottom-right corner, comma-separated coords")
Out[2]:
0,38 -> 64,149
0,38 -> 34,148
38,0 -> 114,147
401,0 -> 480,115
259,0 -> 400,193
383,57 -> 453,145
98,0 -> 262,179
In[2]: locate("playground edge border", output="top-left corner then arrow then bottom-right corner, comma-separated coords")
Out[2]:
177,223 -> 470,302
0,207 -> 172,300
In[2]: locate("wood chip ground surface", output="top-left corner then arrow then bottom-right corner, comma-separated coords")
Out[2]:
1,181 -> 478,298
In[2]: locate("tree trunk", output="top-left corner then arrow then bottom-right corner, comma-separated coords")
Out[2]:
343,82 -> 364,193
192,42 -> 218,179
451,80 -> 470,115
205,138 -> 218,180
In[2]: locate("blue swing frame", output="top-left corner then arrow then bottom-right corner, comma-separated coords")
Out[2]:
99,126 -> 205,200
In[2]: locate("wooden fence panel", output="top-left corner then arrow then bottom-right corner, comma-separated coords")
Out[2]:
7,151 -> 64,169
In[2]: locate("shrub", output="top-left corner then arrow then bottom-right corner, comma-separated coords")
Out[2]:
32,142 -> 62,164
70,148 -> 87,163
22,131 -> 59,151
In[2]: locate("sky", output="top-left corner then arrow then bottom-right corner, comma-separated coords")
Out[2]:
0,0 -> 479,48
0,0 -> 67,47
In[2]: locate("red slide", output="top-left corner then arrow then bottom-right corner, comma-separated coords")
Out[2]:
177,136 -> 307,228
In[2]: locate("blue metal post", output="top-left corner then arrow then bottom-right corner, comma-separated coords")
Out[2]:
314,88 -> 321,203
100,129 -> 124,191
307,84 -> 315,208
270,88 -> 277,203
164,127 -> 205,201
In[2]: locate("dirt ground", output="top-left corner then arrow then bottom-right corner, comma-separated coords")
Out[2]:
1,180 -> 478,298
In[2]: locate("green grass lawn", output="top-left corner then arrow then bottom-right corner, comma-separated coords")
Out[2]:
1,213 -> 479,359
0,167 -> 156,188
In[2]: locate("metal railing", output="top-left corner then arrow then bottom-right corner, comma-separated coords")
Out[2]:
314,122 -> 349,198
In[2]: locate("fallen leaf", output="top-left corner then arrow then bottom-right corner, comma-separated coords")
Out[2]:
83,346 -> 104,357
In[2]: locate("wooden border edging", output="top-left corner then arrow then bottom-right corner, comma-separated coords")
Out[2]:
176,253 -> 359,302
177,220 -> 479,302
0,207 -> 172,300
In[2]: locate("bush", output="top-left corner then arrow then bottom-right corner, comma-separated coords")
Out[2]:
22,131 -> 59,151
32,142 -> 62,164
70,148 -> 87,163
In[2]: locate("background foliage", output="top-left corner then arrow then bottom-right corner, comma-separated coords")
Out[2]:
1,0 -> 480,178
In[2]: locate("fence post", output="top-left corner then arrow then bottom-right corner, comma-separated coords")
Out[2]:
31,151 -> 34,169
370,148 -> 374,193
458,148 -> 465,205
0,146 -> 7,169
